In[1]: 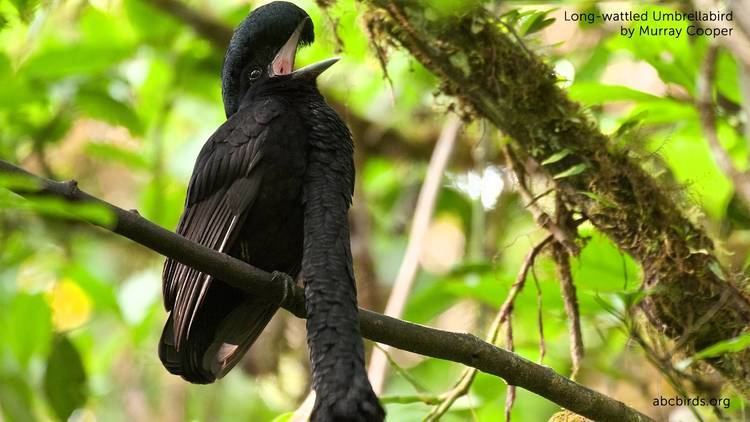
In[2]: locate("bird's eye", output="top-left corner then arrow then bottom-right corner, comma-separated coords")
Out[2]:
249,69 -> 262,80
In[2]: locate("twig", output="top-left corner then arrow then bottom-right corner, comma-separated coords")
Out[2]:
368,115 -> 462,394
374,343 -> 429,393
531,263 -> 546,363
504,313 -> 516,422
696,43 -> 750,207
692,0 -> 750,70
0,160 -> 652,422
627,328 -> 705,422
552,242 -> 584,380
425,235 -> 553,421
380,395 -> 441,405
503,146 -> 579,256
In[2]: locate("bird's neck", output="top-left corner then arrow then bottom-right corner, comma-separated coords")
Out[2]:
251,77 -> 322,100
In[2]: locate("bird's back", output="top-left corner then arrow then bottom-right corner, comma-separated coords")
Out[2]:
160,95 -> 307,383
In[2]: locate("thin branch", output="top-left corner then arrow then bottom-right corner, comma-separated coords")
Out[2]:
691,0 -> 750,70
504,314 -> 516,422
380,394 -> 441,405
552,242 -> 584,379
374,343 -> 429,393
696,43 -> 750,207
368,115 -> 462,394
531,263 -> 546,363
503,146 -> 579,256
425,235 -> 553,421
0,160 -> 652,422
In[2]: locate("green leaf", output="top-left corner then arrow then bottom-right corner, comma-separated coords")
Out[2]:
270,412 -> 294,422
21,44 -> 133,79
85,142 -> 150,170
0,375 -> 36,422
0,195 -> 116,227
693,334 -> 750,360
541,149 -> 571,165
4,293 -> 52,368
123,0 -> 182,43
676,334 -> 750,370
522,10 -> 556,35
0,173 -> 41,190
553,163 -> 588,179
76,91 -> 143,136
9,0 -> 39,22
44,335 -> 87,421
708,260 -> 726,282
65,264 -> 122,316
568,83 -> 661,105
578,191 -> 617,209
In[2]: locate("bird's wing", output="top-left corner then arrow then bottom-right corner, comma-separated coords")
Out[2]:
162,98 -> 284,351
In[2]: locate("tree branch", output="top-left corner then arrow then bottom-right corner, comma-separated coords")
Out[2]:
425,235 -> 552,421
0,159 -> 651,421
361,0 -> 750,396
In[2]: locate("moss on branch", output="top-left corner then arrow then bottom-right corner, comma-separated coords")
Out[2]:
361,0 -> 750,395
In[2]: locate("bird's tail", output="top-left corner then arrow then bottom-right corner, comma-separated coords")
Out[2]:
158,282 -> 278,384
303,226 -> 384,422
302,159 -> 384,420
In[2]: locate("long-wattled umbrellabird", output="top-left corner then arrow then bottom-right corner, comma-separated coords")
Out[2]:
158,1 -> 384,420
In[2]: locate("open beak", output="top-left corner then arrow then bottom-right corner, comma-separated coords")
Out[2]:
270,19 -> 338,80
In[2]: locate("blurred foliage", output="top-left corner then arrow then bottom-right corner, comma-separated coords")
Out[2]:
0,0 -> 748,421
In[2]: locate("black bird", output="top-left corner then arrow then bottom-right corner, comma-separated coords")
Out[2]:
159,2 -> 384,420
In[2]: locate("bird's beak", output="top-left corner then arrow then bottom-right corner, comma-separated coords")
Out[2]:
270,19 -> 338,80
270,20 -> 305,76
291,57 -> 339,80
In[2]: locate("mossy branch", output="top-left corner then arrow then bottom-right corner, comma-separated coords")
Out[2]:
359,0 -> 750,395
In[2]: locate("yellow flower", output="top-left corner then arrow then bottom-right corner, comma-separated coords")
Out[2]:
47,279 -> 92,331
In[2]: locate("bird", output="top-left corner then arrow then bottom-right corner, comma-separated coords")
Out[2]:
158,2 -> 384,420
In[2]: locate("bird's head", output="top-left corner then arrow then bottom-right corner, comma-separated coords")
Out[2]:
222,1 -> 338,117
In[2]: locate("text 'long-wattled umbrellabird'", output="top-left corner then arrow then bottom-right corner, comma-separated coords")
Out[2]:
158,1 -> 384,420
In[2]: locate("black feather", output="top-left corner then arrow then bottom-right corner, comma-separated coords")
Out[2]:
160,2 -> 384,419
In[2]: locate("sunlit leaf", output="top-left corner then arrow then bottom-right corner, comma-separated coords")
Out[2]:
541,149 -> 571,165
76,91 -> 143,136
553,163 -> 588,179
0,375 -> 36,422
22,43 -> 133,79
9,0 -> 39,22
0,173 -> 41,190
568,83 -> 661,105
522,10 -> 556,36
85,142 -> 150,170
4,293 -> 52,368
677,334 -> 750,370
0,196 -> 116,227
270,412 -> 294,422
